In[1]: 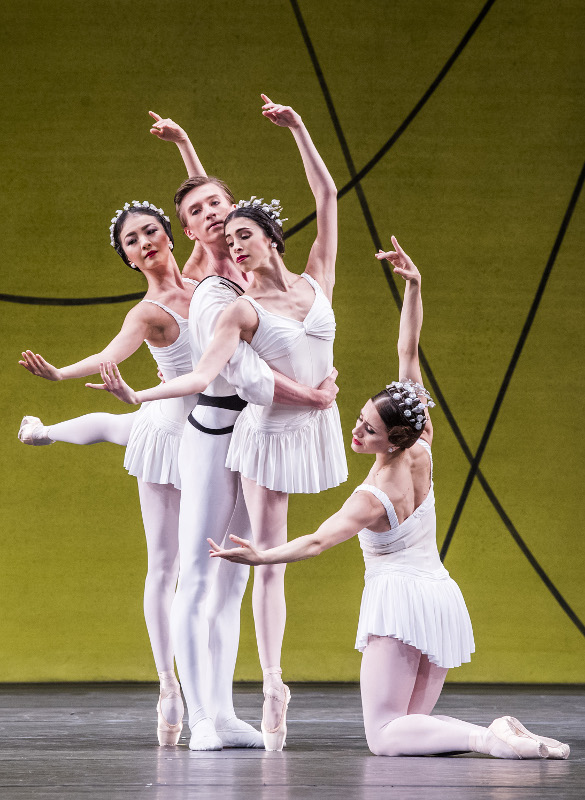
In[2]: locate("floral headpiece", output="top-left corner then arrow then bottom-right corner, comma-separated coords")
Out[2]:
235,196 -> 288,227
109,201 -> 170,247
385,379 -> 436,431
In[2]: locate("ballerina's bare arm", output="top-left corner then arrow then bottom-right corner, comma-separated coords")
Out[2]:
208,491 -> 384,566
19,304 -> 155,382
261,94 -> 337,302
149,111 -> 207,178
376,237 -> 432,443
86,299 -> 254,403
87,299 -> 340,409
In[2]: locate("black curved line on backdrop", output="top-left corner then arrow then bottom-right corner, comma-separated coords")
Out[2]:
0,0 -> 497,308
291,0 -> 585,636
441,160 -> 585,560
0,292 -> 144,306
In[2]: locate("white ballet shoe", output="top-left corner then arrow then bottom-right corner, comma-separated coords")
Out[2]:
18,416 -> 54,446
502,716 -> 569,759
488,717 -> 549,759
156,684 -> 183,746
216,717 -> 264,748
261,668 -> 291,752
189,718 -> 223,751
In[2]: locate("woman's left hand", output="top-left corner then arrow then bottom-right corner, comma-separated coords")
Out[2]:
261,94 -> 301,129
208,534 -> 266,565
376,236 -> 421,284
86,361 -> 139,404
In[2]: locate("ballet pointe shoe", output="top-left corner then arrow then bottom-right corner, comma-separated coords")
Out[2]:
488,717 -> 549,759
502,716 -> 569,759
156,682 -> 183,746
18,416 -> 54,446
261,667 -> 291,752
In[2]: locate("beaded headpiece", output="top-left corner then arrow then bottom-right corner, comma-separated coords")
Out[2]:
109,201 -> 170,247
235,197 -> 288,227
385,380 -> 436,431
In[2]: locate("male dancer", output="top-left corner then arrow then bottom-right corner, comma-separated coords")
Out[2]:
150,116 -> 338,750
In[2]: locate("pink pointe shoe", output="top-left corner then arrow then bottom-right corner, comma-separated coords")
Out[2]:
488,717 -> 549,759
502,716 -> 570,759
261,667 -> 291,752
18,416 -> 54,446
156,684 -> 183,746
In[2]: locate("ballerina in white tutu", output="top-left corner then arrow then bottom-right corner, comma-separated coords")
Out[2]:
89,95 -> 347,750
18,201 -> 199,746
208,238 -> 570,760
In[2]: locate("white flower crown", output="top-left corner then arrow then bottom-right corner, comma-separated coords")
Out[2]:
235,196 -> 288,227
386,379 -> 436,431
109,201 -> 170,247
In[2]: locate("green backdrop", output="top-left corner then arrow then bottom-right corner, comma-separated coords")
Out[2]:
1,0 -> 583,683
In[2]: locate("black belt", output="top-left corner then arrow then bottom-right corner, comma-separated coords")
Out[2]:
187,394 -> 247,436
197,393 -> 248,411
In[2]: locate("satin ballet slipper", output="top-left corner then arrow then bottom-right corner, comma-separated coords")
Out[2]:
156,684 -> 183,746
261,668 -> 291,752
488,717 -> 549,759
18,416 -> 54,446
502,716 -> 569,759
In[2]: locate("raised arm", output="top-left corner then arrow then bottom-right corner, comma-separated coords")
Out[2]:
149,112 -> 207,178
208,491 -> 382,566
261,95 -> 337,301
376,237 -> 432,442
19,305 -> 150,381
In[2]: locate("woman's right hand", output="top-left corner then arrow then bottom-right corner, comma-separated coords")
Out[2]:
19,351 -> 63,381
261,94 -> 302,129
149,111 -> 188,143
85,361 -> 139,404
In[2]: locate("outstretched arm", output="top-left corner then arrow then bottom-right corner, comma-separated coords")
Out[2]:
19,305 -> 150,381
261,94 -> 337,301
376,237 -> 432,441
208,491 -> 381,566
149,112 -> 207,178
86,300 -> 252,403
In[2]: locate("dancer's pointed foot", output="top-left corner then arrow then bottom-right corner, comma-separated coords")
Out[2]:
502,716 -> 569,759
156,675 -> 184,746
189,718 -> 223,751
487,717 -> 549,759
262,668 -> 291,751
18,416 -> 54,446
216,716 -> 264,748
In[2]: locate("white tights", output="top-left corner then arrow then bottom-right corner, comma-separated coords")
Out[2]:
171,423 -> 250,730
360,636 -> 509,757
44,411 -> 182,724
48,411 -> 137,446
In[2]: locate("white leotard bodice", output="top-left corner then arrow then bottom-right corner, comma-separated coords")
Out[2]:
141,298 -> 193,423
353,440 -> 447,577
240,272 -> 335,429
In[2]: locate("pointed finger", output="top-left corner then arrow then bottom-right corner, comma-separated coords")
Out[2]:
149,111 -> 161,121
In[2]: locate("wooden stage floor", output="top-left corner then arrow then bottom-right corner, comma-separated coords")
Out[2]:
0,683 -> 583,799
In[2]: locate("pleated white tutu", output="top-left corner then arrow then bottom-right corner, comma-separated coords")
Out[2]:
124,401 -> 185,489
226,402 -> 348,494
355,565 -> 475,669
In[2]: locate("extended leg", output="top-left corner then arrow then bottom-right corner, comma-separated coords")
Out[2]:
49,412 -> 137,445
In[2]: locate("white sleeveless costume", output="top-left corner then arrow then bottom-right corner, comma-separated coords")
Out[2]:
354,439 -> 474,669
225,273 -> 348,494
123,290 -> 197,490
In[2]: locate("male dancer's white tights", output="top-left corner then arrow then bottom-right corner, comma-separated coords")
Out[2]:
360,635 -> 529,758
46,411 -> 183,724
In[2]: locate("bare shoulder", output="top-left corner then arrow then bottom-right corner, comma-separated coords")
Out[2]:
340,487 -> 388,528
